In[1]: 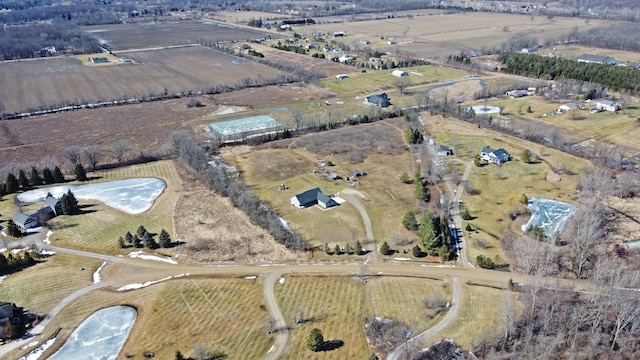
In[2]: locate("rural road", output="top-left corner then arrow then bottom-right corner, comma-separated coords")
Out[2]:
387,277 -> 463,360
262,273 -> 288,360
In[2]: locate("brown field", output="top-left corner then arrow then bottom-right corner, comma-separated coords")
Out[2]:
0,46 -> 284,114
82,20 -> 278,50
293,13 -> 614,59
251,43 -> 358,77
209,11 -> 294,23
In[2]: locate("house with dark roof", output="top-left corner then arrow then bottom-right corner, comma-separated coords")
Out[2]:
14,195 -> 61,230
0,302 -> 26,340
480,147 -> 510,164
577,53 -> 617,65
365,93 -> 390,108
44,195 -> 62,216
625,61 -> 640,69
13,213 -> 38,230
438,145 -> 453,156
290,188 -> 338,209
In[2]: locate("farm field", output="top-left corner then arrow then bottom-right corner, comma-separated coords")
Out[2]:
426,114 -> 591,262
82,20 -> 278,50
13,277 -> 272,360
0,46 -> 284,114
551,44 -> 640,64
226,119 -> 417,250
45,160 -> 179,255
292,13 -> 614,59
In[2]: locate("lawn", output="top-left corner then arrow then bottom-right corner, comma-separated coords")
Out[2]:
16,277 -> 272,360
46,160 -> 180,255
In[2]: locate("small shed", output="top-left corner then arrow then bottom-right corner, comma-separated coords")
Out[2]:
336,74 -> 349,80
392,70 -> 409,77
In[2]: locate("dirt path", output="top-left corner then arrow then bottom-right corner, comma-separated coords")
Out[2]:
340,188 -> 378,262
386,277 -> 463,360
261,273 -> 288,360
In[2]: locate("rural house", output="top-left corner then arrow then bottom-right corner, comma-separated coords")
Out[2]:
290,188 -> 338,209
0,302 -> 26,340
438,145 -> 453,156
577,54 -> 618,65
44,194 -> 63,215
505,89 -> 528,98
365,93 -> 390,108
558,103 -> 578,112
336,74 -> 348,80
13,213 -> 39,230
596,99 -> 621,112
392,70 -> 409,77
480,147 -> 510,164
13,195 -> 62,230
520,46 -> 538,53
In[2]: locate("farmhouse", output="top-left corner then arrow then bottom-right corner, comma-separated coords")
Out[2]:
480,147 -> 510,164
365,93 -> 390,108
392,70 -> 409,77
290,188 -> 338,209
577,53 -> 618,65
596,100 -> 620,112
13,194 -> 63,230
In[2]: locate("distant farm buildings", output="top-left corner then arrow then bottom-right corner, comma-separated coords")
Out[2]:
577,53 -> 618,65
392,70 -> 409,77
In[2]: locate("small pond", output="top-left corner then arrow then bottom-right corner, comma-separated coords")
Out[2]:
47,306 -> 137,360
17,178 -> 166,214
522,197 -> 576,237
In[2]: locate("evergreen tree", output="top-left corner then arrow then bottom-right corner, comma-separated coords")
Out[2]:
75,164 -> 87,181
0,253 -> 8,273
137,225 -> 147,237
30,167 -> 41,186
7,220 -> 23,238
307,328 -> 324,352
399,172 -> 411,184
53,166 -> 65,183
125,231 -> 134,245
412,245 -> 424,257
355,241 -> 363,255
42,167 -> 55,184
5,173 -> 18,193
418,211 -> 436,251
18,169 -> 29,188
143,231 -> 156,249
60,190 -> 79,215
118,236 -> 126,248
175,351 -> 185,360
0,183 -> 6,196
379,241 -> 392,255
334,243 -> 341,255
132,235 -> 142,248
159,229 -> 171,248
402,210 -> 418,231
522,149 -> 533,164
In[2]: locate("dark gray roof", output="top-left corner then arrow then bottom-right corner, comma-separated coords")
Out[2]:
366,93 -> 390,107
577,53 -> 616,64
439,145 -> 451,151
481,147 -> 510,162
294,188 -> 322,207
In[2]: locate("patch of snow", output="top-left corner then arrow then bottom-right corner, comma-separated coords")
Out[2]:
267,345 -> 274,353
17,178 -> 166,215
117,276 -> 173,291
278,277 -> 285,284
1,231 -> 6,237
19,335 -> 57,360
93,261 -> 106,283
38,250 -> 56,256
12,247 -> 29,254
244,276 -> 257,280
128,251 -> 177,264
21,341 -> 39,350
174,273 -> 188,278
0,275 -> 7,284
393,257 -> 411,261
279,217 -> 290,230
43,230 -> 53,244
0,247 -> 6,252
522,197 -> 576,236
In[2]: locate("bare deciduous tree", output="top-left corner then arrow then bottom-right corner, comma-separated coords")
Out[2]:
82,145 -> 102,171
63,145 -> 82,166
111,139 -> 131,164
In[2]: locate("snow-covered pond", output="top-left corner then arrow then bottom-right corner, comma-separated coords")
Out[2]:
522,197 -> 576,237
47,306 -> 137,360
16,178 -> 166,214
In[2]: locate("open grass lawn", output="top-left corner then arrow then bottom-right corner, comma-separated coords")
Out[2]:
366,277 -> 451,333
428,114 -> 590,262
276,276 -> 369,360
16,277 -> 271,360
426,284 -> 517,350
46,160 -> 180,255
0,253 -> 102,314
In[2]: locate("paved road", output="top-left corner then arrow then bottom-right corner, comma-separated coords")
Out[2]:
387,277 -> 463,360
262,273 -> 288,360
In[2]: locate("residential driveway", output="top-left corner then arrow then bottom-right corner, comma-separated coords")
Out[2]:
339,188 -> 377,262
261,273 -> 288,360
386,277 -> 463,360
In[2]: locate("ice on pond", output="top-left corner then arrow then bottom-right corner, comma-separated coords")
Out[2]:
522,197 -> 576,237
16,178 -> 166,214
47,306 -> 137,360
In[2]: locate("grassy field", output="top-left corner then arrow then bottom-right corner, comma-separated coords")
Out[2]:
0,253 -> 102,314
426,114 -> 591,262
275,276 -> 452,359
13,277 -> 272,360
0,46 -> 283,114
291,13 -> 614,59
425,284 -> 517,350
81,20 -> 277,50
227,119 -> 417,250
46,160 -> 180,255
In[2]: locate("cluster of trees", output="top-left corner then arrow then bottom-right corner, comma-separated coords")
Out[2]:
0,165 -> 64,196
363,317 -> 411,359
118,226 -> 172,249
60,190 -> 80,215
414,172 -> 430,203
323,241 -> 364,255
169,131 -> 305,251
404,125 -> 423,144
0,250 -> 38,274
500,52 -> 640,93
406,211 -> 455,260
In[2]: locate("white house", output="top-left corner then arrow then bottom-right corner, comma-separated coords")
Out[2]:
392,70 -> 409,77
338,55 -> 353,64
559,103 -> 578,112
596,100 -> 620,112
480,147 -> 510,164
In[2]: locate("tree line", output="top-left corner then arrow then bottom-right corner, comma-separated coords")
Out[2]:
0,250 -> 38,275
499,52 -> 640,93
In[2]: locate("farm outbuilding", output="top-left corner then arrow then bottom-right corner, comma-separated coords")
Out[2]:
392,70 -> 408,77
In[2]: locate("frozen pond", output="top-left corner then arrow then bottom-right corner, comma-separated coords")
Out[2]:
468,105 -> 500,115
17,178 -> 166,214
47,306 -> 137,360
522,197 -> 576,237
208,114 -> 282,138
